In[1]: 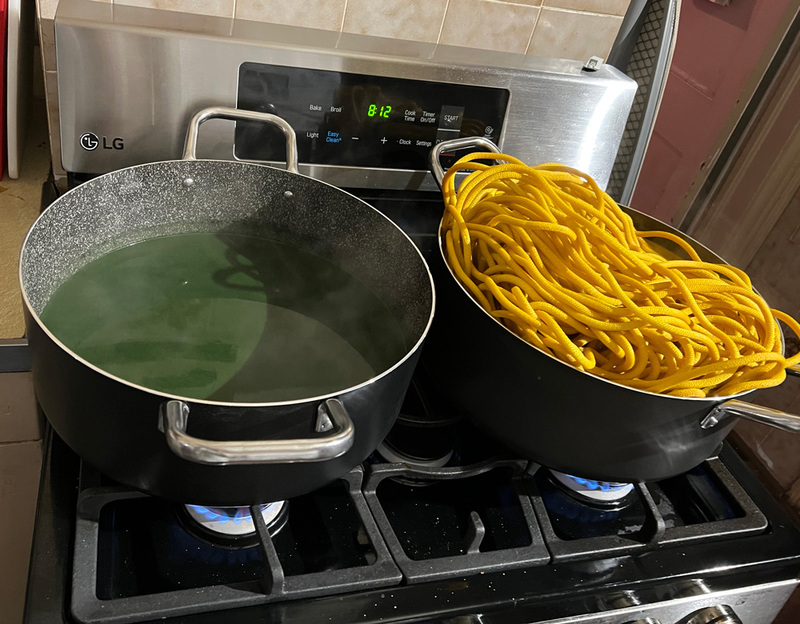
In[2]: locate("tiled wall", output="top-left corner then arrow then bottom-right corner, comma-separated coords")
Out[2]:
35,0 -> 630,177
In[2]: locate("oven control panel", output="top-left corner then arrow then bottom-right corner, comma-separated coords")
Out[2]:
235,63 -> 509,171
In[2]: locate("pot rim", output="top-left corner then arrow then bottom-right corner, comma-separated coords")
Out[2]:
20,158 -> 437,408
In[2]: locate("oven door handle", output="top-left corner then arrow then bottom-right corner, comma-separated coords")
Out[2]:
159,399 -> 355,465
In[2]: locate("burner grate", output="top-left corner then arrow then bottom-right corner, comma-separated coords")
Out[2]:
363,459 -> 550,582
70,467 -> 401,624
530,455 -> 768,562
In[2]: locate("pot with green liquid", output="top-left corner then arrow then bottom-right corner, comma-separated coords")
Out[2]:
20,108 -> 435,506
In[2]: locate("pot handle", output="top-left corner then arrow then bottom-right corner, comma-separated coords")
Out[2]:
429,137 -> 502,190
701,398 -> 800,432
701,342 -> 800,431
159,398 -> 355,465
181,105 -> 299,174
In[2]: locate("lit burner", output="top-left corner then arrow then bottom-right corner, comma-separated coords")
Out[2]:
184,501 -> 287,537
549,470 -> 635,504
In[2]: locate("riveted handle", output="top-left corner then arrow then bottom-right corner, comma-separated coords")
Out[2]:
701,398 -> 800,432
428,136 -> 502,190
182,106 -> 299,173
159,399 -> 354,465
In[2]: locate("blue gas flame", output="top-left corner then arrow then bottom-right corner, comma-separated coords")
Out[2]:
566,475 -> 630,493
186,505 -> 253,525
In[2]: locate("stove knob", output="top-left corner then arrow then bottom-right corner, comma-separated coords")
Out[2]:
685,605 -> 743,624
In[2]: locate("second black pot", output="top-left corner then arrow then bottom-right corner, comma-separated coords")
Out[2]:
422,137 -> 800,483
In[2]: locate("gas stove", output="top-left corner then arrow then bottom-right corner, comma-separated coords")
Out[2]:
22,359 -> 800,624
28,4 -> 800,622
23,166 -> 800,624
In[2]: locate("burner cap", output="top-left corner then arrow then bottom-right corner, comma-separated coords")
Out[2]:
549,470 -> 635,504
184,501 -> 287,537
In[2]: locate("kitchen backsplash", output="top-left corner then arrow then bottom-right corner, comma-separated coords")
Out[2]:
35,0 -> 631,177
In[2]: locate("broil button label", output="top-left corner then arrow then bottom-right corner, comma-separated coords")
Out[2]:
80,132 -> 99,151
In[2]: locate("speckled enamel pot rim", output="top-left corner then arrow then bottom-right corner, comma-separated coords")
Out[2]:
18,158 -> 437,408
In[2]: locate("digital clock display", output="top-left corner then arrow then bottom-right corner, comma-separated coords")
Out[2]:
368,104 -> 393,119
235,63 -> 509,170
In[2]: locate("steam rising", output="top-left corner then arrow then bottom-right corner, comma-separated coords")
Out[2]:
39,232 -> 410,402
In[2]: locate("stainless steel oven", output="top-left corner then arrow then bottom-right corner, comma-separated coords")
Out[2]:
23,1 -> 800,623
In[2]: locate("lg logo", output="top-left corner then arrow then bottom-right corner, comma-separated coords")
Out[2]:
80,132 -> 124,151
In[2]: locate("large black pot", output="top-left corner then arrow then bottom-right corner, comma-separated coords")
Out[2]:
423,138 -> 800,483
19,108 -> 435,506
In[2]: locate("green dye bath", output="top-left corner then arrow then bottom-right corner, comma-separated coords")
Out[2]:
40,233 -> 408,402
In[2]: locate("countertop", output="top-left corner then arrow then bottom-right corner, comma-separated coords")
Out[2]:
0,95 -> 50,340
0,76 -> 48,624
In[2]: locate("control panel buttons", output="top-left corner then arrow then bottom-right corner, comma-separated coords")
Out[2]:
439,105 -> 465,130
235,62 -> 508,169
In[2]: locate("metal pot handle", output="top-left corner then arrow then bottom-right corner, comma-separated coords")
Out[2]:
159,398 -> 354,465
702,331 -> 800,431
701,395 -> 800,432
181,105 -> 299,173
428,136 -> 502,189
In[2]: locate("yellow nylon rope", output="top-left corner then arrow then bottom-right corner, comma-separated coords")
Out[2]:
441,154 -> 800,397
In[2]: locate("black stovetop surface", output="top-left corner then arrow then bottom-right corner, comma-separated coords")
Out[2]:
22,423 -> 800,624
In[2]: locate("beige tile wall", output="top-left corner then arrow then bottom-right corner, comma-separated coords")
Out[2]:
35,0 -> 630,176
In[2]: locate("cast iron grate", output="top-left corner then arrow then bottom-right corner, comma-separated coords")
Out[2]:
363,459 -> 551,582
70,466 -> 401,624
529,454 -> 767,562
